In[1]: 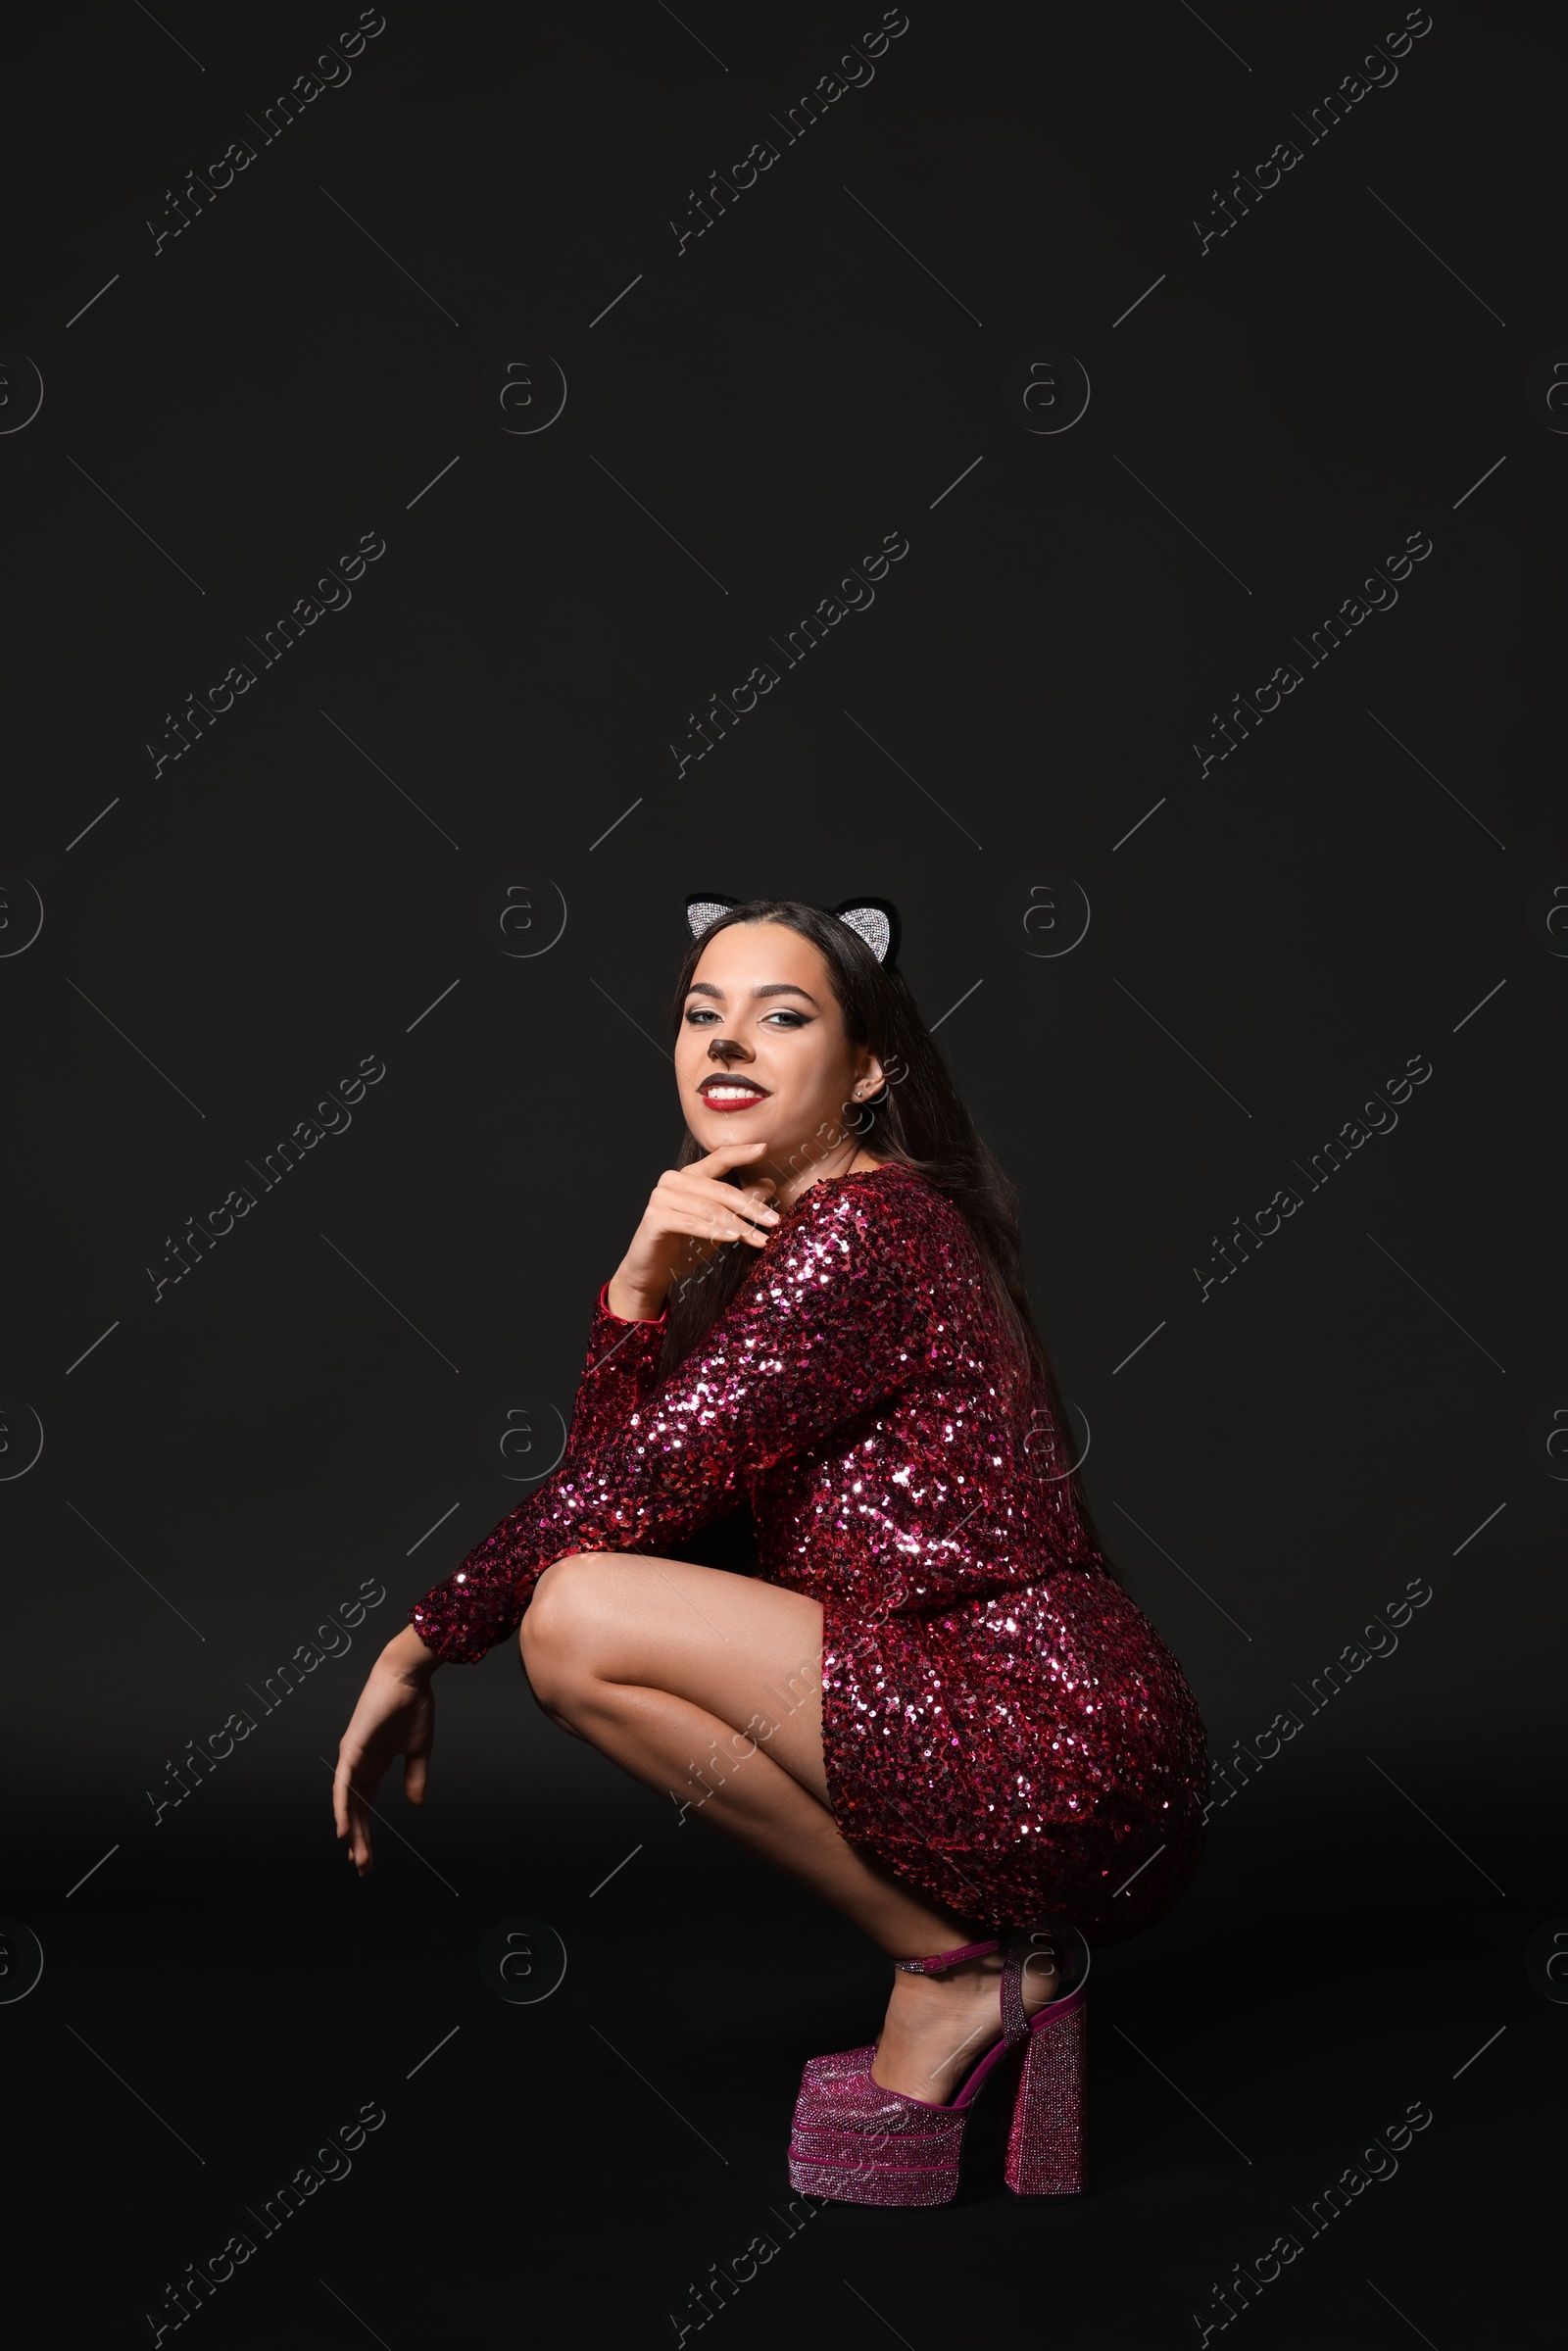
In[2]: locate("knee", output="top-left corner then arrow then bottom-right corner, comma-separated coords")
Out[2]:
518,1551 -> 617,1712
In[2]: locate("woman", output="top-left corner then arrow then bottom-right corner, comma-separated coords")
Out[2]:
332,895 -> 1206,2206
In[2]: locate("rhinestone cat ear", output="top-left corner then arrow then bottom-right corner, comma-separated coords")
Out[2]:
832,898 -> 901,966
685,894 -> 738,940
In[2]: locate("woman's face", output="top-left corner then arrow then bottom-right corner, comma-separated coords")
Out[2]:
678,921 -> 885,1182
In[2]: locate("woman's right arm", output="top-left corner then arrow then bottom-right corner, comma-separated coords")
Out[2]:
564,1141 -> 781,1450
330,1149 -> 788,1869
407,1167 -> 929,1664
604,1137 -> 780,1319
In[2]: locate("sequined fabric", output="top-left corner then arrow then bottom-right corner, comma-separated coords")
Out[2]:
410,1164 -> 1206,1938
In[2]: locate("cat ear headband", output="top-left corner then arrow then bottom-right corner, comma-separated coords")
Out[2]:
684,895 -> 902,967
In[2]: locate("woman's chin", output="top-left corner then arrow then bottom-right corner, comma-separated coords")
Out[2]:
692,1109 -> 772,1148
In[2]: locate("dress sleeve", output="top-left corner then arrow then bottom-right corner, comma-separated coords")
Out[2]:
409,1181 -> 931,1662
563,1285 -> 667,1461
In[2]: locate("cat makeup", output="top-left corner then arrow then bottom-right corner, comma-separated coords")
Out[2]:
677,922 -> 885,1189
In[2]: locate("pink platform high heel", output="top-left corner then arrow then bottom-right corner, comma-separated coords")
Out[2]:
788,1931 -> 1087,2207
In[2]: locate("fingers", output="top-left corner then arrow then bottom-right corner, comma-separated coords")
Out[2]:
700,1186 -> 778,1234
691,1141 -> 767,1174
656,1173 -> 780,1247
350,1801 -> 373,1874
665,1200 -> 772,1247
673,1171 -> 779,1226
349,1786 -> 374,1874
333,1739 -> 383,1874
402,1701 -> 432,1805
334,1763 -> 373,1873
333,1665 -> 435,1874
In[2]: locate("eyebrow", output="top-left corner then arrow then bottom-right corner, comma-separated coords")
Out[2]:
686,981 -> 821,1007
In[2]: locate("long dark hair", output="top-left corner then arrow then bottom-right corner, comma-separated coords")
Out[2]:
659,899 -> 1117,1572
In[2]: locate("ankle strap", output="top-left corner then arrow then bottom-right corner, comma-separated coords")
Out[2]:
892,1937 -> 1000,1975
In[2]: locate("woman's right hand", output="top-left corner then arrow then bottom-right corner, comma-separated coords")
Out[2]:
332,1625 -> 439,1877
607,1141 -> 781,1321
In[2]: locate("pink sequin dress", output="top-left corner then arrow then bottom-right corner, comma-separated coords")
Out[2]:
410,1164 -> 1206,1938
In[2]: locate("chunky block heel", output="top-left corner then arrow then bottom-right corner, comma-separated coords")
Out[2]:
788,1931 -> 1088,2207
1004,1983 -> 1086,2195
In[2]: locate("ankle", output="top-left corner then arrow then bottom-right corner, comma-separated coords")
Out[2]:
887,1939 -> 1062,2019
890,1933 -> 997,1975
886,1952 -> 1001,2014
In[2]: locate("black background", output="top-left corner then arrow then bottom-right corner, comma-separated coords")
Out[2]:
2,1 -> 1561,2342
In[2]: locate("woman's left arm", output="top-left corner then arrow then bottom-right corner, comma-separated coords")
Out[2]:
409,1183 -> 934,1663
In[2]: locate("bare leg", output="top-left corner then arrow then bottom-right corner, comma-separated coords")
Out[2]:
519,1550 -> 1058,2099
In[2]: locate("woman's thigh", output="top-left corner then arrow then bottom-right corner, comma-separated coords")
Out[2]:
520,1551 -> 828,1801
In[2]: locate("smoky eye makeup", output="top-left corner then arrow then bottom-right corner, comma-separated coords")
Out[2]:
682,996 -> 813,1027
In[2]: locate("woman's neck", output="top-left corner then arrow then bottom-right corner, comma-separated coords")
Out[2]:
771,1142 -> 886,1212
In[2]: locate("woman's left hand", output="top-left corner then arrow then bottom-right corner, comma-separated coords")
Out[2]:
331,1625 -> 441,1876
